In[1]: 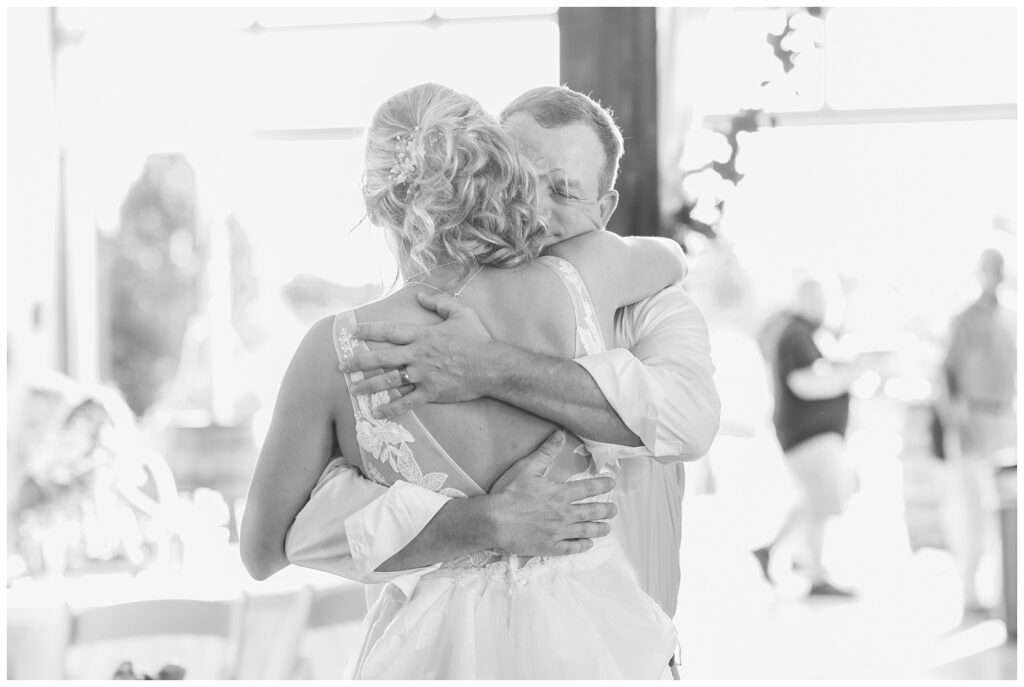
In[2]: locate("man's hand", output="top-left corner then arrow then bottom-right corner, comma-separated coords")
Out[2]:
486,431 -> 618,556
345,292 -> 493,418
373,430 -> 617,572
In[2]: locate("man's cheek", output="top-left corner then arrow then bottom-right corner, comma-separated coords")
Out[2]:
573,204 -> 607,233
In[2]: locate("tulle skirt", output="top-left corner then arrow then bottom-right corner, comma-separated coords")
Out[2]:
346,537 -> 677,679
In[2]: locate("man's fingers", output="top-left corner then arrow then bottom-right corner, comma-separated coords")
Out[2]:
371,389 -> 431,419
568,501 -> 617,524
416,291 -> 464,320
565,521 -> 612,539
352,321 -> 421,345
349,368 -> 410,396
523,430 -> 565,474
552,539 -> 594,556
562,475 -> 616,503
342,347 -> 413,374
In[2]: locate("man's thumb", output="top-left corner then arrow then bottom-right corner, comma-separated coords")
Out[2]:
527,430 -> 565,473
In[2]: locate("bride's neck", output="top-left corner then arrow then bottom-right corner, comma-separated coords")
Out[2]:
400,260 -> 477,289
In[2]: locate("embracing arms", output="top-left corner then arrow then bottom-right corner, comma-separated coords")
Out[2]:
240,317 -> 341,581
279,231 -> 716,583
347,230 -> 691,448
344,301 -> 644,445
545,230 -> 687,312
284,430 -> 618,581
243,318 -> 619,583
576,285 -> 720,460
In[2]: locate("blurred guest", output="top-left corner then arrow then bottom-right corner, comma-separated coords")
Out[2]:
940,247 -> 1016,612
753,279 -> 864,597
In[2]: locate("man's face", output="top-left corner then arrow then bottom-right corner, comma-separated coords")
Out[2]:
977,249 -> 1005,291
504,112 -> 619,246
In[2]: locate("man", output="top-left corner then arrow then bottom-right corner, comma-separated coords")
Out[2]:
753,278 -> 862,597
282,86 -> 720,671
941,247 -> 1016,612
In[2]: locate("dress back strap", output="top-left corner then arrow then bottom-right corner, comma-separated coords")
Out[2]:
332,310 -> 359,370
538,256 -> 606,356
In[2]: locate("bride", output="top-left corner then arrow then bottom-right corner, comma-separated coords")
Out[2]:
242,82 -> 684,679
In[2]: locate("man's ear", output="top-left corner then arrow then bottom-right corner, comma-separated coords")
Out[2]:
598,189 -> 619,227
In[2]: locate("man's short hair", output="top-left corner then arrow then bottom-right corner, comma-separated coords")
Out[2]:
500,86 -> 624,194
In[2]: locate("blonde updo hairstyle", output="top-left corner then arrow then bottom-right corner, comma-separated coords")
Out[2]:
363,83 -> 547,277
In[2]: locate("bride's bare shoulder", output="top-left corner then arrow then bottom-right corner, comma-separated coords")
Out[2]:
355,289 -> 444,328
294,315 -> 343,367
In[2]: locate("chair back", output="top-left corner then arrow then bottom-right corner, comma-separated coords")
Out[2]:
305,584 -> 366,629
64,597 -> 246,679
290,584 -> 367,678
233,589 -> 312,679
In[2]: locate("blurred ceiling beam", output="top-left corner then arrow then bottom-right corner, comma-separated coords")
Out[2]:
251,127 -> 365,142
703,103 -> 1016,130
52,8 -> 558,47
242,10 -> 556,34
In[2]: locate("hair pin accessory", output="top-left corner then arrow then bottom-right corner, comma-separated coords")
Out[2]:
388,126 -> 422,185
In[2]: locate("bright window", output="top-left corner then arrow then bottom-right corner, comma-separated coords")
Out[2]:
54,8 -> 559,424
825,7 -> 1017,110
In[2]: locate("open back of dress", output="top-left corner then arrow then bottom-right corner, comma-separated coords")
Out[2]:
328,256 -> 675,679
333,255 -> 607,500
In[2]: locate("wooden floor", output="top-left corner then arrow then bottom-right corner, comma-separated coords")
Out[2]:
674,435 -> 1017,680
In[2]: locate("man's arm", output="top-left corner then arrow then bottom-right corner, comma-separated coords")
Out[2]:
575,285 -> 720,460
782,328 -> 865,401
936,313 -> 968,427
786,359 -> 863,400
285,431 -> 617,585
344,292 -> 641,445
464,344 -> 644,447
346,286 -> 720,460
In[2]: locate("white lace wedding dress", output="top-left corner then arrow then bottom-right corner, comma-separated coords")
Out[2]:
330,256 -> 677,679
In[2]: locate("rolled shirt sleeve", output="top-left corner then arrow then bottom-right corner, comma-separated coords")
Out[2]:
576,285 -> 720,462
285,459 -> 451,599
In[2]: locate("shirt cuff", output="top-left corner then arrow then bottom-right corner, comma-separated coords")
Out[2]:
575,350 -> 683,456
344,480 -> 451,599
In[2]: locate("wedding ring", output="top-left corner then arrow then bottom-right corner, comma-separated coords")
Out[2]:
399,367 -> 412,386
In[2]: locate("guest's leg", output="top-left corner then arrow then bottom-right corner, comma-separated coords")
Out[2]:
805,515 -> 829,584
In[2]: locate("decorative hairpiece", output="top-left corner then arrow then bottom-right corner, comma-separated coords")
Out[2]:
388,126 -> 420,185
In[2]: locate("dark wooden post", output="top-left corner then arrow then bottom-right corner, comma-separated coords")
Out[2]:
558,7 -> 660,237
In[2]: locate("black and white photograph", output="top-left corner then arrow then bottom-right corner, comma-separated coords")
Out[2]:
5,3 -> 1018,680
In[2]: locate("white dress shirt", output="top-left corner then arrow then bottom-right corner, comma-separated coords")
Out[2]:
285,284 -> 720,616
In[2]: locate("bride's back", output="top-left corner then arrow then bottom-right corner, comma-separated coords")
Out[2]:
354,258 -> 589,492
344,82 -> 603,492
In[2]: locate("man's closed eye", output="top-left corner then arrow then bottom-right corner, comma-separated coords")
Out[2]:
550,184 -> 579,201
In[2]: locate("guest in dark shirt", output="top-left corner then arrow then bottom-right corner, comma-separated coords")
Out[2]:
754,279 -> 865,597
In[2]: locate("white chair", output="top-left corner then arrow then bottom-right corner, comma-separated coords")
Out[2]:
233,588 -> 314,679
291,584 -> 367,679
62,597 -> 247,679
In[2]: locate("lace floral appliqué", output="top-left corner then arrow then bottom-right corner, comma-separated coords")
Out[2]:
337,328 -> 467,499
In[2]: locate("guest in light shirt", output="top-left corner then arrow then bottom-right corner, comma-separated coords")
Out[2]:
941,246 -> 1016,612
